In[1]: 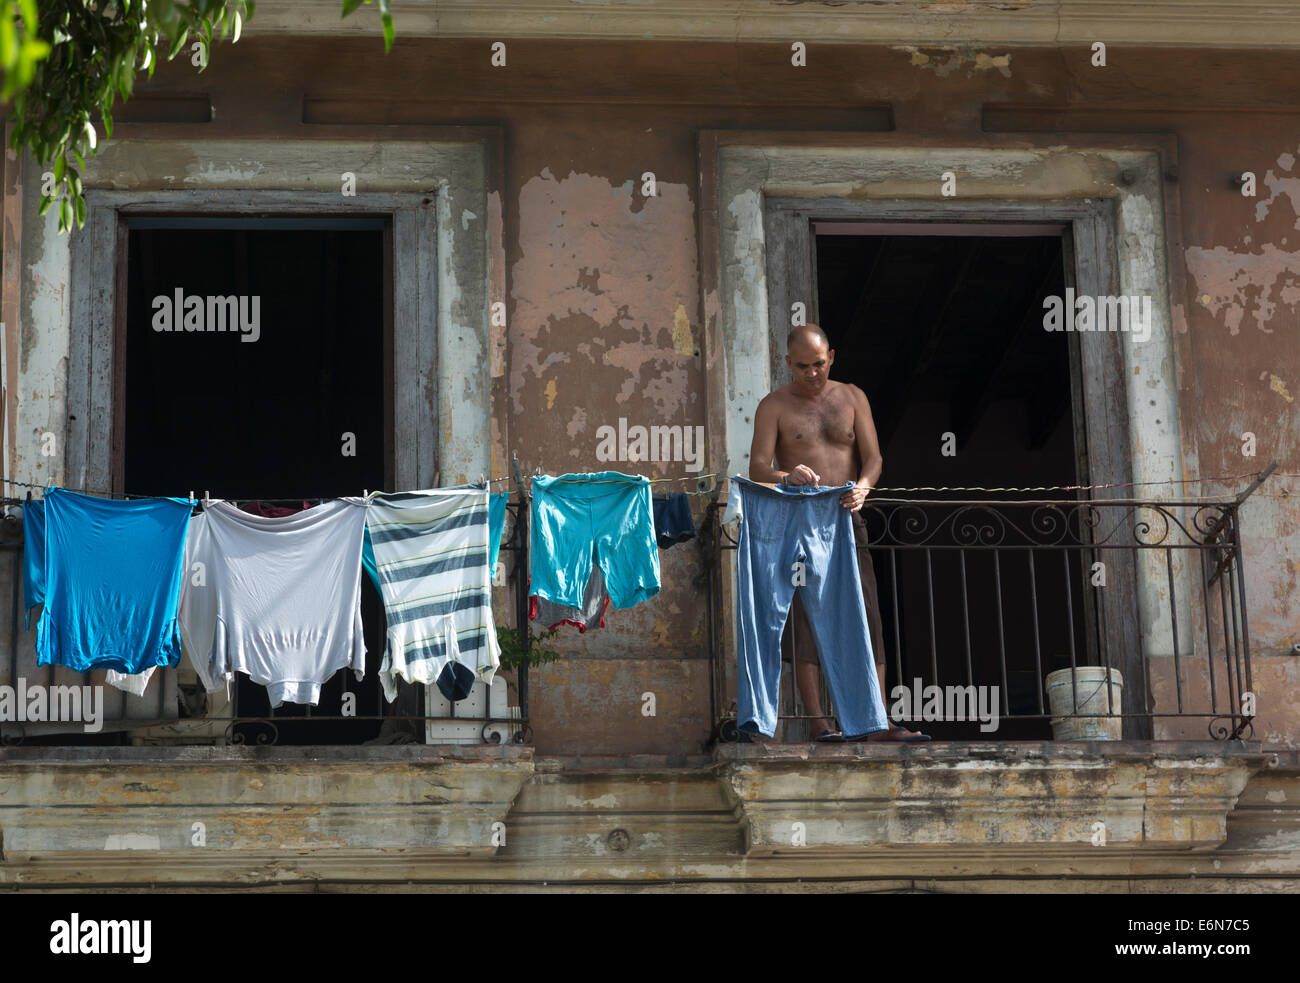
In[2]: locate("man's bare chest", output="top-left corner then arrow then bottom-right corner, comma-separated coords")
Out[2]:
777,401 -> 856,448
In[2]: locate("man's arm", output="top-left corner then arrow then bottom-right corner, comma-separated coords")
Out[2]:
748,395 -> 786,482
838,385 -> 883,511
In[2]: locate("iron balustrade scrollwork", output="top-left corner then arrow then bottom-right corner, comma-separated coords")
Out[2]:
706,494 -> 1260,743
225,717 -> 279,746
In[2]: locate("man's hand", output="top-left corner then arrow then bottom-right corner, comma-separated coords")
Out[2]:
785,465 -> 821,486
840,484 -> 870,511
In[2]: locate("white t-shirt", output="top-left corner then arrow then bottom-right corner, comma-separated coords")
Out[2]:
177,511 -> 222,692
203,499 -> 369,707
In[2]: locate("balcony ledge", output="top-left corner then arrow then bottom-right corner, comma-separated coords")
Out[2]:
0,744 -> 534,859
715,740 -> 1274,855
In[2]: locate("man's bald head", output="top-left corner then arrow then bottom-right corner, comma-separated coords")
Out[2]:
784,323 -> 834,394
787,323 -> 830,354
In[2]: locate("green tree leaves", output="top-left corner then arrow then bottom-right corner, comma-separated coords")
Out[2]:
1,1 -> 394,233
0,0 -> 50,99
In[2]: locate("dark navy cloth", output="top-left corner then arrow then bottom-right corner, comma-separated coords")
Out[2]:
436,660 -> 477,702
652,493 -> 696,548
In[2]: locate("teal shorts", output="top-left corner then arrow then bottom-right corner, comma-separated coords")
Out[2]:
530,471 -> 661,610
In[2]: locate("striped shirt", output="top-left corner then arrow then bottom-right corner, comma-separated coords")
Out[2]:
366,489 -> 501,702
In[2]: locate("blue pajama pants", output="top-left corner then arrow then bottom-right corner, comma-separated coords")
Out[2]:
731,476 -> 889,738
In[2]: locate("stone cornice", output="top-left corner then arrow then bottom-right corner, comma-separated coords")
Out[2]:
0,746 -> 535,856
243,1 -> 1300,49
715,742 -> 1274,854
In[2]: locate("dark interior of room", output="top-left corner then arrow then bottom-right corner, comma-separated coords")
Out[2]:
814,231 -> 1090,740
125,221 -> 389,743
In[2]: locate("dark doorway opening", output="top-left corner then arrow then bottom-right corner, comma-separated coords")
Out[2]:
123,218 -> 390,744
814,230 -> 1087,740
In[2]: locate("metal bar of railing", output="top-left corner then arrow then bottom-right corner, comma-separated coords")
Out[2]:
1063,548 -> 1079,715
1227,525 -> 1246,731
994,550 -> 1009,717
701,494 -> 1262,739
1167,548 -> 1183,712
1028,549 -> 1044,714
926,548 -> 937,685
959,548 -> 973,688
517,500 -> 530,734
889,548 -> 903,691
1200,537 -> 1218,714
6,541 -> 18,743
512,458 -> 530,736
704,507 -> 717,729
1097,553 -> 1114,715
1218,546 -> 1236,727
1231,507 -> 1254,714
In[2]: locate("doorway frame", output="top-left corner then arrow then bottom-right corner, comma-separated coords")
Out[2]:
700,133 -> 1191,739
62,133 -> 503,501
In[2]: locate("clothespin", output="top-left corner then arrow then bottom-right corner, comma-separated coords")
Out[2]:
363,489 -> 369,498
511,453 -> 527,503
203,490 -> 210,508
190,490 -> 195,503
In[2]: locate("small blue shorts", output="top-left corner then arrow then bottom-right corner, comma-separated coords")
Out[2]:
653,492 -> 697,548
530,471 -> 661,610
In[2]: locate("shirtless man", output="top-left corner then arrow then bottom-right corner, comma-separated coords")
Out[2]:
748,323 -> 928,742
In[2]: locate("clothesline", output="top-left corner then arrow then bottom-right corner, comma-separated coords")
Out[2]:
2,466 -> 1292,508
0,470 -> 729,504
21,478 -> 687,705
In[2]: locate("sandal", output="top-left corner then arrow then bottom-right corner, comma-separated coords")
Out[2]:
853,723 -> 932,742
813,728 -> 845,743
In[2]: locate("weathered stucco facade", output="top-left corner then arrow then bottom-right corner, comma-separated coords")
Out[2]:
1,1 -> 1298,890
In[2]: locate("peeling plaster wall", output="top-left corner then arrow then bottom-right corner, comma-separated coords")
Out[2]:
15,154 -> 71,491
1176,126 -> 1300,684
4,37 -> 1300,755
510,166 -> 699,427
505,115 -> 708,754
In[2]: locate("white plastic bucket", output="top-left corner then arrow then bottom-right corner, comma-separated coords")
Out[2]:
1045,666 -> 1124,740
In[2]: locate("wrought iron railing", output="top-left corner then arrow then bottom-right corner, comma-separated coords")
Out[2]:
702,477 -> 1270,744
1,495 -> 534,747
